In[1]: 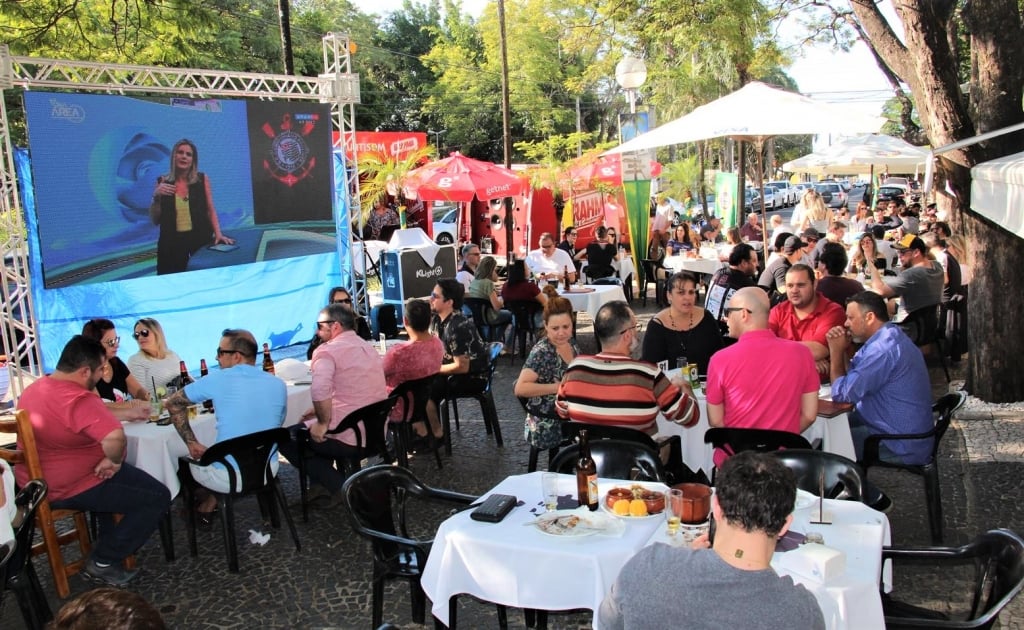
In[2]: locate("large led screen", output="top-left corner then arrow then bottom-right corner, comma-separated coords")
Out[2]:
24,93 -> 336,287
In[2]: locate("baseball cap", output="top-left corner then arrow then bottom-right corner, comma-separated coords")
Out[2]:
782,235 -> 808,255
801,227 -> 821,241
895,234 -> 927,253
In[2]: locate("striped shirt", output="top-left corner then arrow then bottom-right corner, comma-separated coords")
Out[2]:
555,353 -> 698,435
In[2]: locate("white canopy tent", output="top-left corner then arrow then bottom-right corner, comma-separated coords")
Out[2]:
782,134 -> 930,175
604,82 -> 884,155
971,150 -> 1024,240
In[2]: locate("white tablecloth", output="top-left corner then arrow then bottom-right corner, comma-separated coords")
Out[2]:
421,472 -> 888,630
663,255 -> 725,277
655,382 -> 856,478
557,284 -> 627,319
123,383 -> 311,495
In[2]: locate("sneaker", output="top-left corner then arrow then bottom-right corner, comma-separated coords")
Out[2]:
82,558 -> 139,587
870,493 -> 894,513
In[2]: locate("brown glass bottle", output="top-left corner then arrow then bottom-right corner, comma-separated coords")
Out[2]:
199,359 -> 214,411
575,429 -> 598,511
262,343 -> 275,374
563,265 -> 571,291
178,360 -> 190,386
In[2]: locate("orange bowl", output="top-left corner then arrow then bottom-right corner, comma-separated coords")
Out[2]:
638,489 -> 665,514
604,487 -> 633,511
672,482 -> 712,524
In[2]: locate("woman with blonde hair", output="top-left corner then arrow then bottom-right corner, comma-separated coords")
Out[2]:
126,317 -> 185,398
514,285 -> 579,467
800,188 -> 834,233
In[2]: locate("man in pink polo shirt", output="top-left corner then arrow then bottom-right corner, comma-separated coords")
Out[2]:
279,303 -> 387,508
706,287 -> 819,466
768,264 -> 847,377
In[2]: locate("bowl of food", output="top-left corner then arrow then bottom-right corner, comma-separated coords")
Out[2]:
604,487 -> 634,511
672,482 -> 712,524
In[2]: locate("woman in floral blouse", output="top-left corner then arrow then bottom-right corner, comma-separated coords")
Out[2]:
514,285 -> 579,466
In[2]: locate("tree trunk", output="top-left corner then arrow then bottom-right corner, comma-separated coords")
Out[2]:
849,0 -> 1024,401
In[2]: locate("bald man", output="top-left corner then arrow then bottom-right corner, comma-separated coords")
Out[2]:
705,287 -> 819,465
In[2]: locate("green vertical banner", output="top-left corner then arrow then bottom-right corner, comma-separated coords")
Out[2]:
622,178 -> 651,287
714,172 -> 738,229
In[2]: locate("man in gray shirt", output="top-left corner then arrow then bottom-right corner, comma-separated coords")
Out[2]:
866,234 -> 943,342
599,452 -> 825,630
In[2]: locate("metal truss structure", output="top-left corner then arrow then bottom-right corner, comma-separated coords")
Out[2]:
0,34 -> 362,397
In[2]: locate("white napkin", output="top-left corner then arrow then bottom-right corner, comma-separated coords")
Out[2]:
248,529 -> 271,546
274,358 -> 310,382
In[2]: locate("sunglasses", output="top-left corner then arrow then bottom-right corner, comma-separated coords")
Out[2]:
332,298 -> 352,305
216,348 -> 239,357
132,329 -> 151,340
103,336 -> 120,348
317,320 -> 337,328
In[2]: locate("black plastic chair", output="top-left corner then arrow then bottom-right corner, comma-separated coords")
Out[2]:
902,304 -> 950,383
550,438 -> 667,483
860,391 -> 967,544
3,479 -> 53,629
296,397 -> 398,521
640,259 -> 667,307
505,300 -> 543,362
704,427 -> 813,482
463,298 -> 502,343
441,342 -> 505,454
560,421 -> 693,485
389,375 -> 443,471
770,449 -> 866,502
881,528 -> 1024,629
341,465 -> 502,629
178,427 -> 300,573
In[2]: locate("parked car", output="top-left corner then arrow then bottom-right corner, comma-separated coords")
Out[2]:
759,185 -> 779,210
767,181 -> 796,206
875,186 -> 906,204
432,206 -> 457,244
813,181 -> 848,208
743,188 -> 763,213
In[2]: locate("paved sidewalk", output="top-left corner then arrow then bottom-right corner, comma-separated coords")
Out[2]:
2,305 -> 1022,629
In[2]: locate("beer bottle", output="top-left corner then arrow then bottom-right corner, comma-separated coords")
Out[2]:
262,343 -> 275,374
199,359 -> 214,411
178,360 -> 191,386
575,429 -> 598,511
563,265 -> 571,291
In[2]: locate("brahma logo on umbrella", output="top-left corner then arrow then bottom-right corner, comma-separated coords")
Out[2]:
261,112 -> 319,187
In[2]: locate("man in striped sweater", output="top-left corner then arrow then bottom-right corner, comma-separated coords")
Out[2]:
555,301 -> 699,434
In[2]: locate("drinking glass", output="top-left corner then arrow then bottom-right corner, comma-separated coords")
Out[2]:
675,356 -> 688,371
665,488 -> 684,537
541,473 -> 559,512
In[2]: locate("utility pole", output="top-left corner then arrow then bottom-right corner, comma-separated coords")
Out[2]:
497,0 -> 514,259
279,0 -> 294,75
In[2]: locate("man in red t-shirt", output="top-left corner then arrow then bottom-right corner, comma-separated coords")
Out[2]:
768,264 -> 847,377
15,336 -> 170,586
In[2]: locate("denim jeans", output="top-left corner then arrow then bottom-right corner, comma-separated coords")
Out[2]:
848,410 -> 904,507
51,463 -> 171,565
278,425 -> 360,494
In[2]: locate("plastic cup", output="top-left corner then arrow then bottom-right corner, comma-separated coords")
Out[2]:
541,473 -> 559,512
665,489 -> 684,537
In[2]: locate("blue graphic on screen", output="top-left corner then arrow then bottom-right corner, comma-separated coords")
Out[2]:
16,93 -> 349,371
24,93 -> 336,287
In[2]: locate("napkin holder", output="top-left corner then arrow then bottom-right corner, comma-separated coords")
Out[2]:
777,543 -> 845,583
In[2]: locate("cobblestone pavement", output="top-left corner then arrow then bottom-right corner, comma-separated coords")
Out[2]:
2,302 -> 1022,629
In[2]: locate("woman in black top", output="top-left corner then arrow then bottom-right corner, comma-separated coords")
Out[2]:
640,271 -> 724,375
81,319 -> 150,422
584,226 -> 619,280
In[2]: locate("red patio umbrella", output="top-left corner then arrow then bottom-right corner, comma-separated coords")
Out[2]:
563,153 -> 662,191
403,151 -> 526,202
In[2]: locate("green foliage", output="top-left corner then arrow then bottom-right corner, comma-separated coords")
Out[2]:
658,157 -> 701,202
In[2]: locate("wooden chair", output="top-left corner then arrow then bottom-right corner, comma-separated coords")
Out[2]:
0,410 -> 92,598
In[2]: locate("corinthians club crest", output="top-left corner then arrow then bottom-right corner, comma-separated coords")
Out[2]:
261,112 -> 319,187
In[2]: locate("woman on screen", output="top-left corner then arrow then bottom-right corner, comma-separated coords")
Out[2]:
150,139 -> 234,275
126,318 -> 185,398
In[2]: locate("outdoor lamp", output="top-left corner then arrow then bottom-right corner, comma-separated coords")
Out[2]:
615,56 -> 648,113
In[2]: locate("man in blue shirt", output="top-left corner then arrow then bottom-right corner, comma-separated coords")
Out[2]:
825,291 -> 933,465
164,329 -> 286,521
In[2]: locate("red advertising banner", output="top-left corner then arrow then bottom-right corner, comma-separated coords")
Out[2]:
333,131 -> 429,161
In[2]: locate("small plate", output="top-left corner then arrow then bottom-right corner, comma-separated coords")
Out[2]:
533,510 -> 615,537
794,489 -> 817,512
